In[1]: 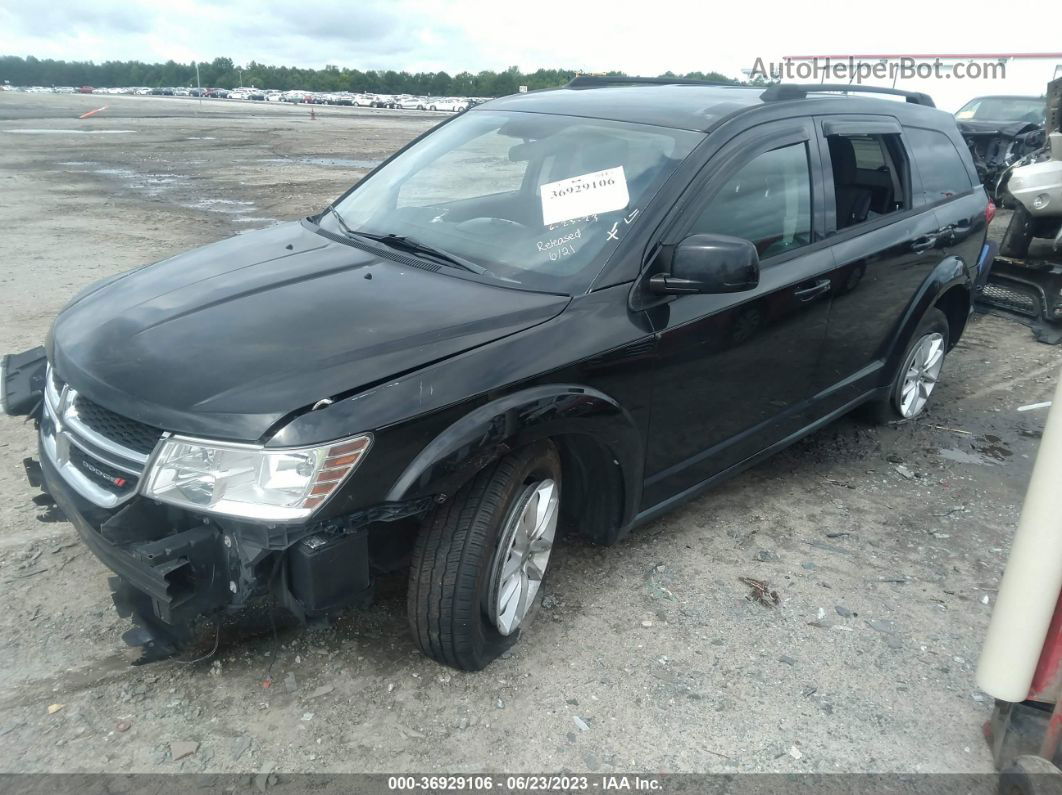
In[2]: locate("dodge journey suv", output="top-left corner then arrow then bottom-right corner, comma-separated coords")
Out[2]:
1,77 -> 992,670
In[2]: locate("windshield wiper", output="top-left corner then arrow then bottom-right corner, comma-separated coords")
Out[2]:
352,232 -> 486,275
320,205 -> 485,275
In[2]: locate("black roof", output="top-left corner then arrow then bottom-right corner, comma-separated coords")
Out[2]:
474,83 -> 954,133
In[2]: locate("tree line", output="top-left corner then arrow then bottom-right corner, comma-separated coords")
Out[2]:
0,55 -> 739,96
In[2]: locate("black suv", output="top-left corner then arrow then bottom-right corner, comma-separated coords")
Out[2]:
2,77 -> 992,670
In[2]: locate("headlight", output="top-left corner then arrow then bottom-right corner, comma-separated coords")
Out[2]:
142,434 -> 371,521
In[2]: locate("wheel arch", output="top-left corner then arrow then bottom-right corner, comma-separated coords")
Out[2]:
933,284 -> 971,350
385,384 -> 642,544
884,255 -> 971,376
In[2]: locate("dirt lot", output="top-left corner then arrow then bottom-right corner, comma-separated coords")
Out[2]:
0,91 -> 1059,775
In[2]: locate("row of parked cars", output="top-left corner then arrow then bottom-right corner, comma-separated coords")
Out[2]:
8,84 -> 481,112
269,91 -> 478,111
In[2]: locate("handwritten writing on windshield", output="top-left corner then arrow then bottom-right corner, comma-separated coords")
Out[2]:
536,227 -> 581,261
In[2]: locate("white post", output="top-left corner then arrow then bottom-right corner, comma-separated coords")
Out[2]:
977,368 -> 1062,701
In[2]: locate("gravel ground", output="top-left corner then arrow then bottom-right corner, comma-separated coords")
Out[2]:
0,91 -> 1059,775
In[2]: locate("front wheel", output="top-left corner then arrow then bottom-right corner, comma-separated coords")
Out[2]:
864,308 -> 949,423
407,442 -> 561,670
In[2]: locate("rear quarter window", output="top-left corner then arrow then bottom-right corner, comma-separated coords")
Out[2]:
905,127 -> 975,204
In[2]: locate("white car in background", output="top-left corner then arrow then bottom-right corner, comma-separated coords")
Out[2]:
395,95 -> 428,110
428,97 -> 469,112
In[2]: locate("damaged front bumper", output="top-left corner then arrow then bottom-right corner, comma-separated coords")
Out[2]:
36,446 -> 377,662
2,350 -> 410,663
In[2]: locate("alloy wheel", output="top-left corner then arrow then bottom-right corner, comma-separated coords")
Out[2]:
489,479 -> 559,635
897,332 -> 945,418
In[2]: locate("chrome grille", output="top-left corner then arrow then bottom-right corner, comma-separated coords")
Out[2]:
41,366 -> 164,508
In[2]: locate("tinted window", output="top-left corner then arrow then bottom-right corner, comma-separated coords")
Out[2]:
851,135 -> 887,169
906,127 -> 975,203
826,133 -> 909,229
687,142 -> 812,259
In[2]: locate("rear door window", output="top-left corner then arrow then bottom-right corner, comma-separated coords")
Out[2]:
906,127 -> 975,203
824,132 -> 909,230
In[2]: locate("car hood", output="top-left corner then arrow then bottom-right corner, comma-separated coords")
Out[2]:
49,221 -> 569,441
957,119 -> 1042,137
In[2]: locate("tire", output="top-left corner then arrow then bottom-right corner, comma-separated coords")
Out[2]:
999,755 -> 1062,795
863,308 -> 949,424
1000,203 -> 1035,259
407,441 -> 562,670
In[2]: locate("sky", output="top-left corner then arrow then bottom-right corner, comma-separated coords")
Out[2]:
2,0 -> 1061,110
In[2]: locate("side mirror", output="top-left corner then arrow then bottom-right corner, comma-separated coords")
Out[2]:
649,234 -> 760,295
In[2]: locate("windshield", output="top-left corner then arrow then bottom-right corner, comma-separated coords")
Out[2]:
322,110 -> 702,292
955,97 -> 1044,124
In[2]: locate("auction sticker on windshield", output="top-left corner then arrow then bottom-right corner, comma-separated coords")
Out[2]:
540,166 -> 629,225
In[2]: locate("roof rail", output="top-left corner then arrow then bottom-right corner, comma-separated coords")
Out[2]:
760,83 -> 936,107
565,75 -> 738,89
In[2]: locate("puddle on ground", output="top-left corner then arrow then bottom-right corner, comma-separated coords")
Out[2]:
187,198 -> 256,214
299,157 -> 381,168
938,447 -> 1001,466
260,156 -> 381,169
234,219 -> 282,233
976,434 -> 1013,461
56,160 -> 276,224
5,129 -> 136,135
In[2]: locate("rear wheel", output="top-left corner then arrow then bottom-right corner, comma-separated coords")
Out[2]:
864,308 -> 949,424
407,441 -> 561,670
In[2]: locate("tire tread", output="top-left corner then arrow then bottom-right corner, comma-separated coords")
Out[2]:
407,449 -> 541,670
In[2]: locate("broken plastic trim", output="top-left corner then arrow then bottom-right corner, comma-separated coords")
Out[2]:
0,346 -> 47,417
33,445 -> 438,663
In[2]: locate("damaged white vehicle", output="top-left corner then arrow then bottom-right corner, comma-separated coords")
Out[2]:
1001,131 -> 1062,258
